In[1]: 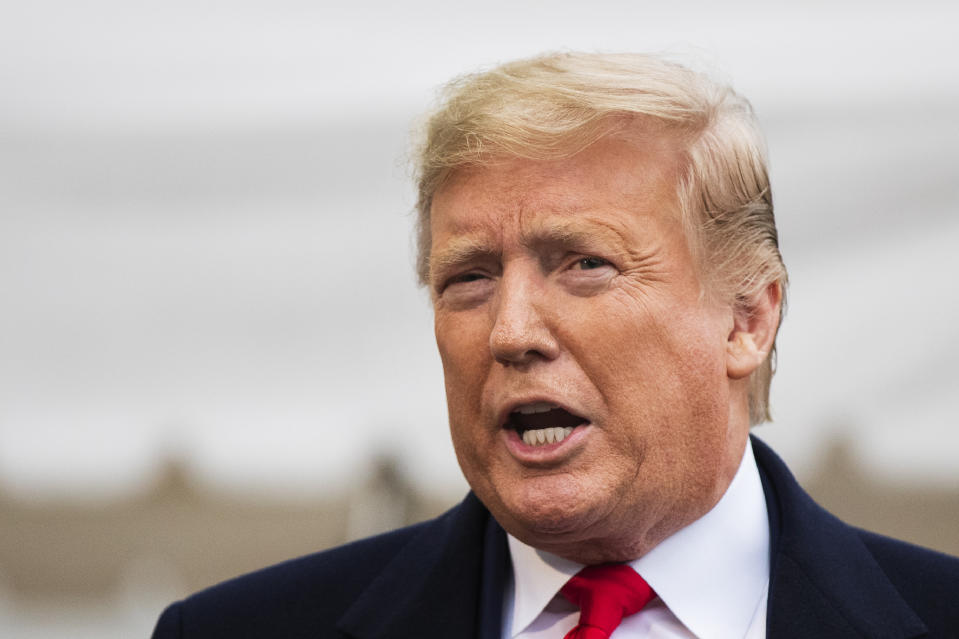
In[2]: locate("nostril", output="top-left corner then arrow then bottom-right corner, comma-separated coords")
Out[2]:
489,323 -> 556,365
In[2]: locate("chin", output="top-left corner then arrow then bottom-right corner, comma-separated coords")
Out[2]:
493,474 -> 607,539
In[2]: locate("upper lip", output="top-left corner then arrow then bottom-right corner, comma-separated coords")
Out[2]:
496,396 -> 590,428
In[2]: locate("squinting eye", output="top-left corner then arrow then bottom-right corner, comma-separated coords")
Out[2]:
576,257 -> 609,270
442,272 -> 488,291
450,272 -> 487,284
438,271 -> 494,306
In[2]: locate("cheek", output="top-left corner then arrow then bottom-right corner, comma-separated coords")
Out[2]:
559,294 -> 665,381
561,295 -> 728,420
435,312 -> 490,414
435,312 -> 478,371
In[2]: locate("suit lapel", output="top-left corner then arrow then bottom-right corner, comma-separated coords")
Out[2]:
478,514 -> 511,639
337,493 -> 507,639
753,436 -> 927,639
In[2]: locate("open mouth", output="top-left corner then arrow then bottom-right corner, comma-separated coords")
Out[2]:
505,402 -> 589,447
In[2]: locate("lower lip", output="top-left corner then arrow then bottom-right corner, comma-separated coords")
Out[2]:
503,423 -> 590,462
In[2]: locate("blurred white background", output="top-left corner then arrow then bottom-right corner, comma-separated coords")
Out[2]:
1,0 -> 957,636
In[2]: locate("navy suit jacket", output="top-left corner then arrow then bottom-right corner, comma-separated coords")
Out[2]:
153,437 -> 959,638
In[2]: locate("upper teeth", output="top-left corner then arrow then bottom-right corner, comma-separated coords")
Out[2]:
522,426 -> 574,446
514,402 -> 559,415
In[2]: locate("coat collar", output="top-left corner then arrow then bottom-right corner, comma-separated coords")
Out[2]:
339,438 -> 928,639
337,492 -> 507,639
753,435 -> 927,639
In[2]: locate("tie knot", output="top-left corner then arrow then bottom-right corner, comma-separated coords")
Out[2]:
560,564 -> 655,639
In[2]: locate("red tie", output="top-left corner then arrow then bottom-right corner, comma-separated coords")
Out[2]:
560,564 -> 656,639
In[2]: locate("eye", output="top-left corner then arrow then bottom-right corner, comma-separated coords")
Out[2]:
438,271 -> 491,296
437,270 -> 494,308
446,272 -> 488,286
573,256 -> 610,270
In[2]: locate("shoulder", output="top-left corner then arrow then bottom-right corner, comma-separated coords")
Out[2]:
752,436 -> 959,636
152,492 -> 498,639
857,528 -> 959,632
152,517 -> 436,639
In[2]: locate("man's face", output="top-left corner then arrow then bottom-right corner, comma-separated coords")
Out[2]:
429,134 -> 751,563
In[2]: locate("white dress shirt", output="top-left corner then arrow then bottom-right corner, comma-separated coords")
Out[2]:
502,439 -> 769,639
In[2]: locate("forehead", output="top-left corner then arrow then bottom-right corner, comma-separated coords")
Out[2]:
430,134 -> 684,245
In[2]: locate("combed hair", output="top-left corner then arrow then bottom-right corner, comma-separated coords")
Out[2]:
412,52 -> 788,424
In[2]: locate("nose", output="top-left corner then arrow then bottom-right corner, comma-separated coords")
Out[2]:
489,268 -> 560,366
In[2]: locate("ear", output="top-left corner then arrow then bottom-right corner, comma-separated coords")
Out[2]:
726,281 -> 782,380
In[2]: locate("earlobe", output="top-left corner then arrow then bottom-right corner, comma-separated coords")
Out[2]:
726,282 -> 782,380
726,331 -> 764,379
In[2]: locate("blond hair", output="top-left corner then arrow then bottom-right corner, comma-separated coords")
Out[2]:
412,52 -> 787,424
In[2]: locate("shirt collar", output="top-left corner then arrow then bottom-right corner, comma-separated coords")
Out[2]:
506,438 -> 769,639
507,529 -> 580,637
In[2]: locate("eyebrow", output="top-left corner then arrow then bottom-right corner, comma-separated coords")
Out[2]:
522,217 -> 633,257
428,235 -> 497,285
428,215 -> 641,285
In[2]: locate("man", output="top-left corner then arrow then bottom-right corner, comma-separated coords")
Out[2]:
153,52 -> 959,638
